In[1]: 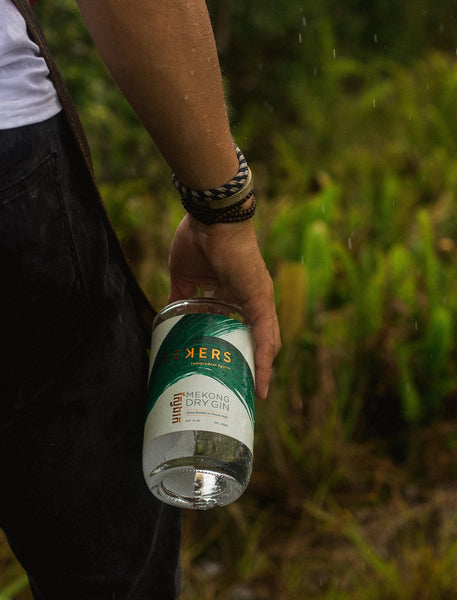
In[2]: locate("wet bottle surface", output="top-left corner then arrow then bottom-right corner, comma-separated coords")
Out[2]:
142,299 -> 255,510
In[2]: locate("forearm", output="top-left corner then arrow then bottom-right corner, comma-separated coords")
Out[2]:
75,0 -> 238,189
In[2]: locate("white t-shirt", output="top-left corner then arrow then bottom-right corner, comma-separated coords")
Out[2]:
0,0 -> 61,129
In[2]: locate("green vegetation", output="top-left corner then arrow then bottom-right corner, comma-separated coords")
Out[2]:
3,0 -> 457,598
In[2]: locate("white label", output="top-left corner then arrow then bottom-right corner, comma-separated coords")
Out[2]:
144,313 -> 255,450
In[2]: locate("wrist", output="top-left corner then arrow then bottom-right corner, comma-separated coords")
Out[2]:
172,146 -> 257,225
187,200 -> 256,234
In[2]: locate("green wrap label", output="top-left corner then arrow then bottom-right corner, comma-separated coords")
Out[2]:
144,313 -> 255,450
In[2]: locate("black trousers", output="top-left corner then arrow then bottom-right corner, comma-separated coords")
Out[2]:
0,112 -> 181,599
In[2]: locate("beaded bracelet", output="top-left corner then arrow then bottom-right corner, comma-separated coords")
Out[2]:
171,146 -> 256,225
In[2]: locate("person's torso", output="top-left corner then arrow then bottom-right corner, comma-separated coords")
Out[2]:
0,0 -> 61,130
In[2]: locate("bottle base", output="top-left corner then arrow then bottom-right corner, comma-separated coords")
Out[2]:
143,431 -> 252,509
148,462 -> 245,510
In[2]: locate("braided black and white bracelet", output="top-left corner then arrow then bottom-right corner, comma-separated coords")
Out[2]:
171,146 -> 256,225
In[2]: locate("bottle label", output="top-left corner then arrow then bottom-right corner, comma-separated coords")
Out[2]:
144,313 -> 255,451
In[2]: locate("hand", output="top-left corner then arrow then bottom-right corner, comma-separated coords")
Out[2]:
168,214 -> 281,399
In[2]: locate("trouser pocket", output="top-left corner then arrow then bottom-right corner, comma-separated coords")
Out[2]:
0,151 -> 95,413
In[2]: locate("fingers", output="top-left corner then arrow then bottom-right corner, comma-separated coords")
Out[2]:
257,321 -> 281,399
242,280 -> 281,399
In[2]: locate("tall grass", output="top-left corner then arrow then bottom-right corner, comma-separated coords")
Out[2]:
264,52 -> 457,438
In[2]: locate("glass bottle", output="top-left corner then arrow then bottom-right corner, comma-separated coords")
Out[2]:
142,298 -> 255,510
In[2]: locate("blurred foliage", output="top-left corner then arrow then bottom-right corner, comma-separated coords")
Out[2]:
4,0 -> 457,598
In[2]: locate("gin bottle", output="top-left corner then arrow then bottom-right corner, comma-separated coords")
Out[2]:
142,298 -> 255,510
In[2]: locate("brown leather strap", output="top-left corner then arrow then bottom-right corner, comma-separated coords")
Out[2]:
11,0 -> 156,337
